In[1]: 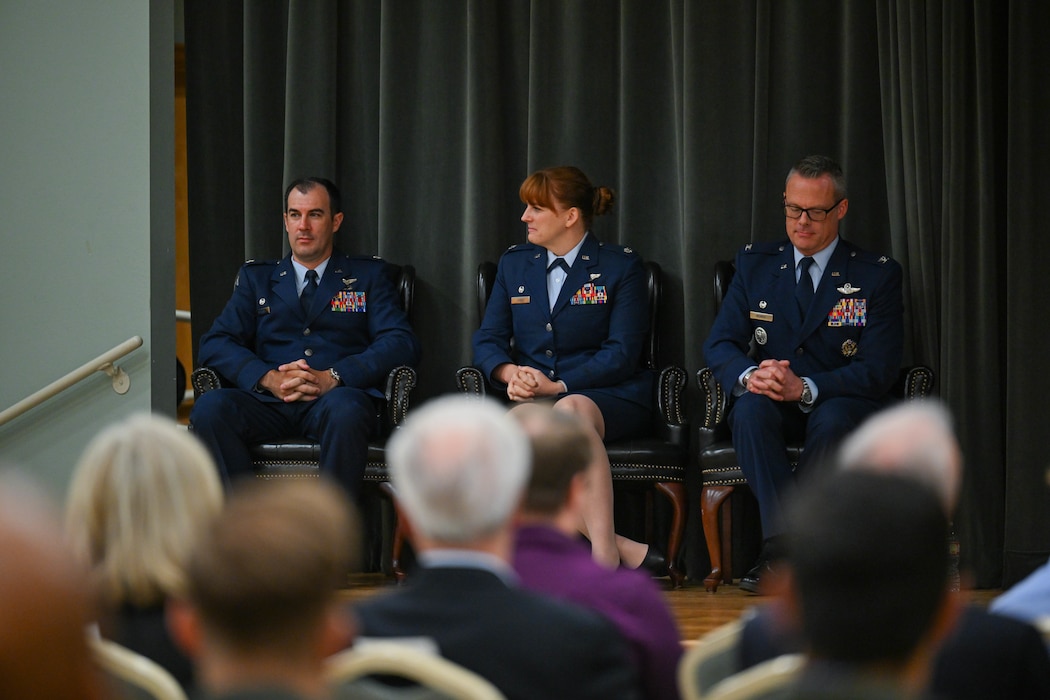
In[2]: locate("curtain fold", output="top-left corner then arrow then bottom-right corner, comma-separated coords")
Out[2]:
186,0 -> 1050,586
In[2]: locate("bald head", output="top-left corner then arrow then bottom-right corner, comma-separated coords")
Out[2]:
837,401 -> 961,513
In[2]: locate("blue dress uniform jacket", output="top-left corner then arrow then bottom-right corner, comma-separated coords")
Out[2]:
472,234 -> 653,410
191,251 -> 419,495
198,251 -> 419,396
702,238 -> 903,537
704,238 -> 903,404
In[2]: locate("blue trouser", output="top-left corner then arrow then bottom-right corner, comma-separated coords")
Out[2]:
728,393 -> 882,538
189,386 -> 378,500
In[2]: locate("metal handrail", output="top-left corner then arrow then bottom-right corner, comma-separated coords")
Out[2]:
0,336 -> 143,428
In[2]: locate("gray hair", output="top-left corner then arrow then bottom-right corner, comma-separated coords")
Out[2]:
838,400 -> 961,513
65,412 -> 224,606
787,154 -> 848,200
387,395 -> 531,544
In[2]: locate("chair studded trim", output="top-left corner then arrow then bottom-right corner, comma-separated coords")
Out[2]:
700,467 -> 749,487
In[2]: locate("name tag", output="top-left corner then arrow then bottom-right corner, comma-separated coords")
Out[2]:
511,296 -> 531,304
750,311 -> 773,322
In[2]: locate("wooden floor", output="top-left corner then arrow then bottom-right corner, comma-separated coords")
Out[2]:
341,573 -> 1000,643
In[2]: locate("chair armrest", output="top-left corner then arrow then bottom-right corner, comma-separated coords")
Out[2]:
654,365 -> 689,448
894,364 -> 936,400
696,367 -> 729,430
455,366 -> 488,398
656,365 -> 688,426
696,366 -> 732,450
383,366 -> 417,430
190,366 -> 226,398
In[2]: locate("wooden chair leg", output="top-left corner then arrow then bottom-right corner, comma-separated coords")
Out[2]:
719,494 -> 733,585
655,481 -> 687,589
377,481 -> 405,582
701,484 -> 735,592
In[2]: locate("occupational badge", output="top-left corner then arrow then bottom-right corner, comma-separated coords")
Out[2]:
759,300 -> 767,309
754,327 -> 768,345
836,283 -> 860,295
841,339 -> 858,357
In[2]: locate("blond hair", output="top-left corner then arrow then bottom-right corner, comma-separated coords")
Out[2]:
65,413 -> 224,607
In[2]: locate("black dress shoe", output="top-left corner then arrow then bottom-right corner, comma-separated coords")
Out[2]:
739,537 -> 785,594
738,558 -> 776,594
638,545 -> 667,577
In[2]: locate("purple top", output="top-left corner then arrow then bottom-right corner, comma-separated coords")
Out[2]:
513,524 -> 683,700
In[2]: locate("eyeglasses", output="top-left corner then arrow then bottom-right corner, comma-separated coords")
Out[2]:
784,199 -> 844,222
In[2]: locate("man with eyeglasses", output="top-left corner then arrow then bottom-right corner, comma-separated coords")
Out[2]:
703,154 -> 903,594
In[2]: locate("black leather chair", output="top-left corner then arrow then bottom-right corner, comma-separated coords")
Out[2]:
696,259 -> 936,592
456,260 -> 689,588
190,262 -> 418,579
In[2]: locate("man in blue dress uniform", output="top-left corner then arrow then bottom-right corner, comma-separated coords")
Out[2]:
703,155 -> 904,592
190,177 -> 420,498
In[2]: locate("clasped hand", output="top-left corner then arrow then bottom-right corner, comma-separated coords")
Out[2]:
497,363 -> 561,402
259,359 -> 339,402
746,359 -> 805,403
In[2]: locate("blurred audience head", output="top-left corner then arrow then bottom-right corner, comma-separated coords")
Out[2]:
174,478 -> 358,660
65,412 -> 224,608
387,395 -> 530,545
787,470 -> 957,686
837,399 -> 961,514
512,404 -> 592,516
0,474 -> 106,699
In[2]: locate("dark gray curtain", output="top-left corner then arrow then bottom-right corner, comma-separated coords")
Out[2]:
186,0 -> 1050,588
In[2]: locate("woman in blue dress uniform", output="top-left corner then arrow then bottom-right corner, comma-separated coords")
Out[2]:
473,166 -> 657,569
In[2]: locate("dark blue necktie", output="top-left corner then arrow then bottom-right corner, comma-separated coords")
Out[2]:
795,257 -> 815,313
300,269 -> 319,313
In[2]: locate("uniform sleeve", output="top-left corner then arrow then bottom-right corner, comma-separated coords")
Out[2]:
197,265 -> 275,391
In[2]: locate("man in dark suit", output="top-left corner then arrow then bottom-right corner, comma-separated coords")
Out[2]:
352,395 -> 641,700
703,154 -> 904,592
190,177 -> 420,498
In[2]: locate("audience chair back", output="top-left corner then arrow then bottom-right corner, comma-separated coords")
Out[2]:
696,259 -> 936,591
703,654 -> 804,700
89,635 -> 188,700
456,259 -> 689,587
326,642 -> 507,700
678,618 -> 744,699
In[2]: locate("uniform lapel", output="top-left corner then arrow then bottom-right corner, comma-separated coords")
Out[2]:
775,247 -> 804,329
551,235 -> 600,318
524,249 -> 551,319
273,257 -> 300,314
800,240 -> 852,338
307,253 -> 349,322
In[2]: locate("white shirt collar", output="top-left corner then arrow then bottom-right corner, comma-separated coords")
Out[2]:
794,236 -> 839,278
292,257 -> 330,292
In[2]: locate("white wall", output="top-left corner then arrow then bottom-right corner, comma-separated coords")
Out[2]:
0,0 -> 174,499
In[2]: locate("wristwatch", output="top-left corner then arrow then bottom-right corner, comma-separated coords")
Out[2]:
742,368 -> 756,390
329,367 -> 342,386
799,378 -> 814,407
